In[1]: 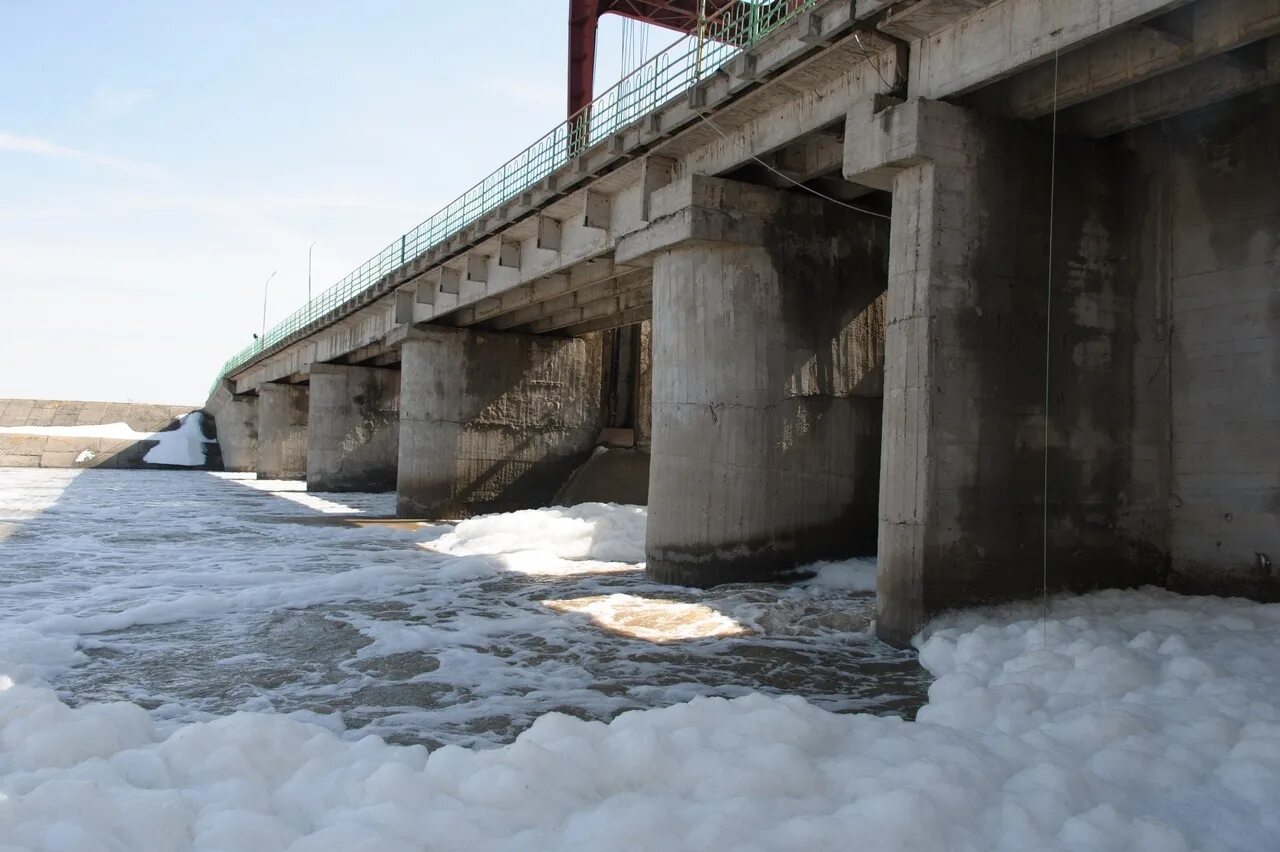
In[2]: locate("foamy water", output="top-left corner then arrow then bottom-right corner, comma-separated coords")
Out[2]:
0,468 -> 922,749
2,468 -> 1277,850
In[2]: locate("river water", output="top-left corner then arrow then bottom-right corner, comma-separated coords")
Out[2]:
0,467 -> 927,749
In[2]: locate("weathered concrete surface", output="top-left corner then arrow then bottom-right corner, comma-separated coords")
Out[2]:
1131,90 -> 1279,600
205,381 -> 258,473
633,176 -> 887,586
635,320 -> 653,451
554,448 -> 651,506
847,98 -> 1171,644
0,398 -> 203,469
257,383 -> 309,480
397,327 -> 601,517
307,364 -> 400,492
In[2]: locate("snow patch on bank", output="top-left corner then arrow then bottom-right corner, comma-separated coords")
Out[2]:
0,412 -> 214,467
0,422 -> 156,440
142,412 -> 213,466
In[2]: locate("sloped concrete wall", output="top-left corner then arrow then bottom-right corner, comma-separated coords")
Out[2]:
0,399 -> 202,469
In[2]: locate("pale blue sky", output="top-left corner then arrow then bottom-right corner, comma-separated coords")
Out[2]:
0,1 -> 656,404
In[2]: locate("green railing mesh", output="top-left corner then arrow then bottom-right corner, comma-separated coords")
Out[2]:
212,0 -> 816,392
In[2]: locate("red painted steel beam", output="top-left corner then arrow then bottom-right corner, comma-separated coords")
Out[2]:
567,0 -> 736,117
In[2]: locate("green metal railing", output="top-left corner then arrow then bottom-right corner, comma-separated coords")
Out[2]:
212,0 -> 815,391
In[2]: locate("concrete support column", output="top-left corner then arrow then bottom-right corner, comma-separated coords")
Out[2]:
256,382 -> 309,480
635,319 -> 653,452
206,380 -> 258,472
397,327 -> 601,517
844,98 -> 1170,644
307,364 -> 400,492
616,176 -> 888,586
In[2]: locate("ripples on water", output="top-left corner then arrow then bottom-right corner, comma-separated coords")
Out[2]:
0,468 -> 928,748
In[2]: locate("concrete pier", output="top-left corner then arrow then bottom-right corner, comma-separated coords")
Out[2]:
307,364 -> 400,492
206,381 -> 258,473
204,0 -> 1280,645
257,382 -> 309,480
846,99 -> 1171,644
621,176 -> 888,585
397,327 -> 600,517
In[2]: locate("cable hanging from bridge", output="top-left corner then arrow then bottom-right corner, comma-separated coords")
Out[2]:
691,109 -> 891,220
1041,43 -> 1061,643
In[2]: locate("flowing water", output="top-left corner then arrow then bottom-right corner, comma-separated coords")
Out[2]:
0,468 -> 927,749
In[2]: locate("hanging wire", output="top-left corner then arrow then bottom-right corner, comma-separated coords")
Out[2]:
852,31 -> 895,93
1042,44 -> 1061,643
692,110 -> 891,220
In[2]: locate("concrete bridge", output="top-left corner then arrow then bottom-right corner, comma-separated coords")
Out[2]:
206,0 -> 1280,644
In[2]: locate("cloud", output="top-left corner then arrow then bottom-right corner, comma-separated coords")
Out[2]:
0,131 -> 163,179
91,86 -> 155,117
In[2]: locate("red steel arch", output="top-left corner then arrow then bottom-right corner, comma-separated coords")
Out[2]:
567,0 -> 736,117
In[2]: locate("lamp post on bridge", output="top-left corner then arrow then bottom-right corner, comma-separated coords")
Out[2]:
260,270 -> 277,347
308,241 -> 317,302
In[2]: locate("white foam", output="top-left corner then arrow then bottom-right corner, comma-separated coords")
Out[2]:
431,502 -> 647,566
0,470 -> 1276,849
800,556 -> 878,592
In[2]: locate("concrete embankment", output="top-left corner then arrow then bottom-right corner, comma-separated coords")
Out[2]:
0,398 -> 220,470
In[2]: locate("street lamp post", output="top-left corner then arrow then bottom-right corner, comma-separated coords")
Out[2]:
307,241 -> 317,302
260,270 -> 277,345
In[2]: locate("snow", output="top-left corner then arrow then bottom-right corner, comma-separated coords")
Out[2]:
142,412 -> 212,467
1,469 -> 1277,850
0,422 -> 155,439
0,412 -> 212,467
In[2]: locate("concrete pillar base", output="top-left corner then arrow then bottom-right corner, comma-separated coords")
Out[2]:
622,176 -> 888,586
256,382 -> 309,480
844,98 -> 1170,644
307,364 -> 400,492
206,380 -> 258,472
397,327 -> 601,518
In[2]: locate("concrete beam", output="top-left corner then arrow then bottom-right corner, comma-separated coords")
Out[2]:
640,155 -> 677,222
498,237 -> 521,269
559,303 -> 653,337
439,267 -> 461,295
908,0 -> 1196,100
879,0 -> 992,40
415,279 -> 436,306
1055,38 -> 1280,136
488,270 -> 649,332
536,215 -> 562,251
463,274 -> 572,326
967,0 -> 1280,120
583,190 -> 611,231
393,289 -> 414,325
518,285 -> 653,334
465,253 -> 489,284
